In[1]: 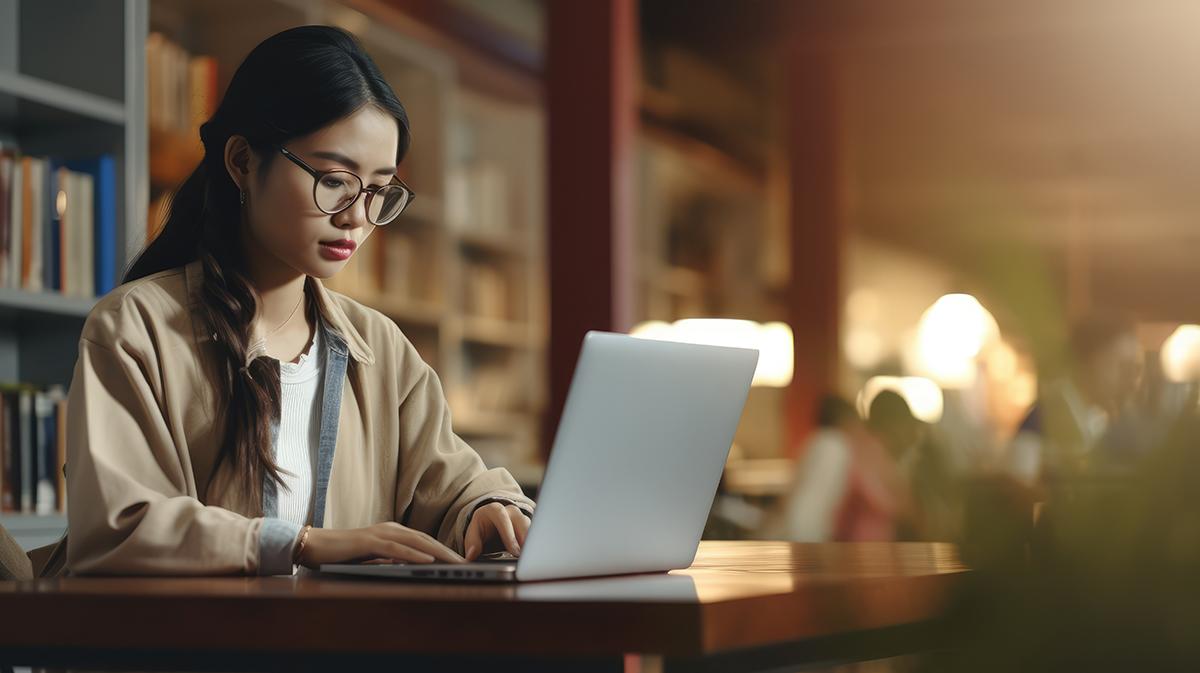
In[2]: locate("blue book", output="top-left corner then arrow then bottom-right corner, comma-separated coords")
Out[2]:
64,155 -> 117,296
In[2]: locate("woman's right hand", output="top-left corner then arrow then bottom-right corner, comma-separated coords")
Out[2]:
296,522 -> 465,568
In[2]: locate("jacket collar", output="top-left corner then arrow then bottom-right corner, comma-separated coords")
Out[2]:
184,259 -> 375,367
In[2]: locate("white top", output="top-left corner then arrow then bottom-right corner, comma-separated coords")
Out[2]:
778,428 -> 851,542
275,326 -> 324,527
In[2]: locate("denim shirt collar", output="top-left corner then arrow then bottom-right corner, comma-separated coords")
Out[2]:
261,307 -> 350,526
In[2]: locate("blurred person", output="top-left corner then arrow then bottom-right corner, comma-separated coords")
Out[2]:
1007,312 -> 1144,487
763,395 -> 913,542
867,390 -> 928,467
866,391 -> 963,541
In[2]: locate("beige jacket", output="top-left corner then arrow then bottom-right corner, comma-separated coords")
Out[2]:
60,259 -> 534,575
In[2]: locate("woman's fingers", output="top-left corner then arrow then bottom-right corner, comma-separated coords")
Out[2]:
466,503 -> 530,558
487,505 -> 522,556
464,520 -> 484,561
376,524 -> 464,563
508,504 -> 532,546
376,539 -> 436,564
304,525 -> 473,567
396,525 -> 465,561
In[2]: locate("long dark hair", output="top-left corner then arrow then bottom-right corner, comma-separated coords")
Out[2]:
124,26 -> 411,508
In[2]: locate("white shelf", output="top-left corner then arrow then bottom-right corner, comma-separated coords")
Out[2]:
0,512 -> 67,552
0,70 -> 127,126
0,288 -> 97,320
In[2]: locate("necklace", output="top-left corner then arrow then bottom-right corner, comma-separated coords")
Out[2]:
261,290 -> 305,339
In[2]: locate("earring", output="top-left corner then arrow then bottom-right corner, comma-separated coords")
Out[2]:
239,190 -> 246,205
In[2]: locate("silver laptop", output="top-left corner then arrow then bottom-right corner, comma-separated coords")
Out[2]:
319,330 -> 758,583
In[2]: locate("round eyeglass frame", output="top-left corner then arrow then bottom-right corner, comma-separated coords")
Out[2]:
277,146 -> 415,225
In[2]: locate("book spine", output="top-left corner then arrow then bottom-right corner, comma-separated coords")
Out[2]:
94,156 -> 116,295
50,164 -> 61,292
9,154 -> 24,289
55,391 -> 67,513
0,391 -> 9,512
34,390 -> 55,515
0,150 -> 11,289
66,171 -> 81,298
7,394 -> 19,512
27,157 -> 43,292
43,158 -> 58,292
18,390 -> 31,513
59,168 -> 69,294
79,172 -> 94,297
20,157 -> 32,289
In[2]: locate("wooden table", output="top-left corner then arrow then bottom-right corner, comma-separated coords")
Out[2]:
0,541 -> 968,673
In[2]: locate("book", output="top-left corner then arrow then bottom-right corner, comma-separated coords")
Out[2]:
189,55 -> 218,136
0,391 -> 9,512
148,32 -> 218,134
25,157 -> 44,292
61,170 -> 95,298
18,390 -> 31,513
0,384 -> 68,514
0,150 -> 113,298
0,147 -> 11,289
65,155 -> 117,295
43,159 -> 61,291
34,390 -> 55,515
54,389 -> 67,513
10,155 -> 24,290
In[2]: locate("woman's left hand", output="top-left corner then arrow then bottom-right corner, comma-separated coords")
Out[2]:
464,501 -> 531,561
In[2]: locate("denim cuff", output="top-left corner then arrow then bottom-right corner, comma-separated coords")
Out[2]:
259,518 -> 303,576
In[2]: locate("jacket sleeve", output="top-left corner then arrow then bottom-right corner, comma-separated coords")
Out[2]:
65,331 -> 288,576
395,355 -> 536,554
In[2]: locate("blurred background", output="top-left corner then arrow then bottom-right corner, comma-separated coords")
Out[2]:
4,0 -> 1200,586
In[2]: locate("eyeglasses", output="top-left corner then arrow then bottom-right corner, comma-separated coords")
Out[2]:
278,146 -> 415,225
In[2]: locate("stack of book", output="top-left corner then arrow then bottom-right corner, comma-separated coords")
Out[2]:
452,356 -> 526,413
463,260 -> 510,320
0,384 -> 68,516
380,232 -> 418,301
0,146 -> 118,298
446,160 -> 511,235
146,32 -> 219,239
146,32 -> 218,138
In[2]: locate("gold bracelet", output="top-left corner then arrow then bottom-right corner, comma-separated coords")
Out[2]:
293,524 -> 313,565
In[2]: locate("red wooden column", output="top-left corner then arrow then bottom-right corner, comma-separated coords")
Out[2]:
544,0 -> 639,461
783,39 -> 844,456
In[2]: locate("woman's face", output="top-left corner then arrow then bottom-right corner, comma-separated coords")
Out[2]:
230,105 -> 401,280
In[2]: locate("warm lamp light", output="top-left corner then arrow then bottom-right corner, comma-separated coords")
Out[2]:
631,318 -> 794,387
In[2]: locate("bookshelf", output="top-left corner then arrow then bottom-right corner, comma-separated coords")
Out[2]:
0,0 -> 547,551
635,119 -> 791,473
147,0 -> 549,484
0,0 -> 148,548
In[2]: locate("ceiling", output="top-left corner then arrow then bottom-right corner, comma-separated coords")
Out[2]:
641,0 -> 1200,322
828,0 -> 1200,321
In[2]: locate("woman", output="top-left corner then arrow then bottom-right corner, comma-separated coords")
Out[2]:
764,395 -> 913,542
62,25 -> 534,576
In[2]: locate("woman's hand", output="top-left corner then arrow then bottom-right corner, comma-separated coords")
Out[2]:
296,522 -> 465,568
464,501 -> 531,561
